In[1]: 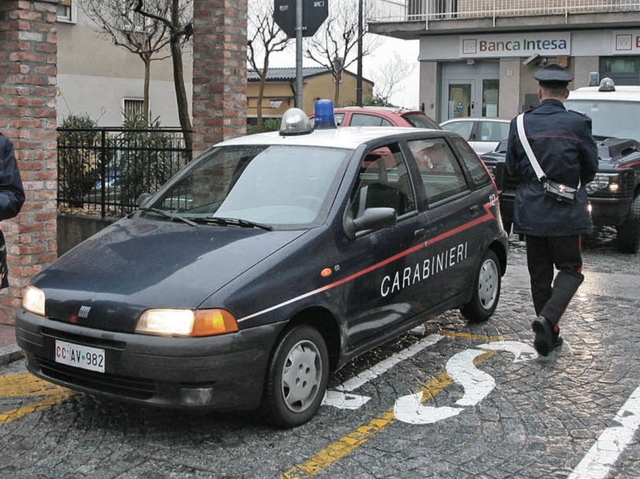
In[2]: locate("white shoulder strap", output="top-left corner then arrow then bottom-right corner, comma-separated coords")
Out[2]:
516,113 -> 545,181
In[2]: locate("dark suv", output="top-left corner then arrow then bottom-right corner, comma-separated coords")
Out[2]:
482,78 -> 640,254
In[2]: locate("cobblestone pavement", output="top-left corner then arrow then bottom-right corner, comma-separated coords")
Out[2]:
0,229 -> 639,479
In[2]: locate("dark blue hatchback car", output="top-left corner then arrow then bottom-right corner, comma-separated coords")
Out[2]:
16,106 -> 508,427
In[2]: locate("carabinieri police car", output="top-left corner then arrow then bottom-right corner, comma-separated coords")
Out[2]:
16,101 -> 508,428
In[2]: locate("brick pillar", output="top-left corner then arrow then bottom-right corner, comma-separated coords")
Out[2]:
0,1 -> 59,324
192,0 -> 247,155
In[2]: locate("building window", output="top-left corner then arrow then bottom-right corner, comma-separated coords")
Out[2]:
600,57 -> 640,86
57,0 -> 75,23
123,99 -> 145,121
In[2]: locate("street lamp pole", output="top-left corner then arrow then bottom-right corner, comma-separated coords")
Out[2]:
356,0 -> 363,106
295,0 -> 303,109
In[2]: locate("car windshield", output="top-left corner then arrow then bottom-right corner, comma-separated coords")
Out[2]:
403,113 -> 440,130
145,144 -> 352,228
563,100 -> 640,142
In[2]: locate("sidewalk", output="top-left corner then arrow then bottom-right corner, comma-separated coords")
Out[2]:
0,323 -> 23,365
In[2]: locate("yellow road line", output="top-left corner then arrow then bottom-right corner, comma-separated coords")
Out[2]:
0,389 -> 78,425
0,373 -> 79,426
438,330 -> 504,343
0,373 -> 67,397
282,348 -> 497,479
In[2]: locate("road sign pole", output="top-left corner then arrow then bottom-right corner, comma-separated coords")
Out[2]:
295,0 -> 303,109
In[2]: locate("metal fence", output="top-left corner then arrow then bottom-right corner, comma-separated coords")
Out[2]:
57,127 -> 191,218
372,0 -> 640,22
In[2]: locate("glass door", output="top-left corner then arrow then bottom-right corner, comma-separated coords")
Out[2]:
441,62 -> 500,121
482,79 -> 499,117
447,83 -> 471,119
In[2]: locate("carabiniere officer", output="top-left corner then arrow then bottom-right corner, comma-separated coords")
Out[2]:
505,63 -> 599,356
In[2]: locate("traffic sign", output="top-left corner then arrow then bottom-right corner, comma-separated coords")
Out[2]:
274,0 -> 328,38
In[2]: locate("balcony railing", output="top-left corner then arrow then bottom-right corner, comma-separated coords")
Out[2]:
371,0 -> 640,24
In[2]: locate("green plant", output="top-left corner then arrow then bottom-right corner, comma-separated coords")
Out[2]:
58,114 -> 100,207
114,112 -> 185,206
247,118 -> 281,135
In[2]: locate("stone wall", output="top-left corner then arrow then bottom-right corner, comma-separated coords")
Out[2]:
0,0 -> 248,325
192,0 -> 247,154
0,1 -> 59,324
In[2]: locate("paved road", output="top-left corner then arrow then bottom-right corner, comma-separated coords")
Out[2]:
0,230 -> 639,478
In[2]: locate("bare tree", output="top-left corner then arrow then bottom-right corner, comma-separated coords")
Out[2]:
82,0 -> 172,121
305,0 -> 381,105
370,52 -> 416,105
134,0 -> 193,153
247,0 -> 292,132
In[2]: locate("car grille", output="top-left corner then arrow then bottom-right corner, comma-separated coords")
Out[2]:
41,326 -> 126,350
39,358 -> 155,400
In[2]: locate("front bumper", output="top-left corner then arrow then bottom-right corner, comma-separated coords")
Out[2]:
588,196 -> 633,227
16,308 -> 284,410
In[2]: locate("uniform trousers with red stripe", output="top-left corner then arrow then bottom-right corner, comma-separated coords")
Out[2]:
525,235 -> 585,331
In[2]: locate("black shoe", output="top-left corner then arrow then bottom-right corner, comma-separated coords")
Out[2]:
532,316 -> 554,356
553,333 -> 563,349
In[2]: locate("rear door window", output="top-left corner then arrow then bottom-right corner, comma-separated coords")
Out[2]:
407,138 -> 469,205
450,137 -> 492,189
479,121 -> 509,142
350,114 -> 393,127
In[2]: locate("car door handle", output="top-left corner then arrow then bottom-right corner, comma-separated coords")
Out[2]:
469,205 -> 480,216
414,228 -> 428,241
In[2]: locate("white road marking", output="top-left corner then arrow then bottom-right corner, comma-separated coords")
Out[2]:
568,384 -> 640,479
322,391 -> 371,409
322,334 -> 444,410
448,348 -> 495,407
478,340 -> 538,362
395,393 -> 463,424
395,341 -> 537,425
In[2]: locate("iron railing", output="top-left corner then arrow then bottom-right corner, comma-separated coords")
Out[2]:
57,127 -> 191,218
371,0 -> 640,23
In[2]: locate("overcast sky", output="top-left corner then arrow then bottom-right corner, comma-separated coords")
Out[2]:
267,36 -> 422,110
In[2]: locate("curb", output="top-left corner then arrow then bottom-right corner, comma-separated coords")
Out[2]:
0,344 -> 23,366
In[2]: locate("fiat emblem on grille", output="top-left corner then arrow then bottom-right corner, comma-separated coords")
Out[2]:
78,305 -> 91,319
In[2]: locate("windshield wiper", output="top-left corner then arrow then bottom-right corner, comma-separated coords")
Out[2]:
138,207 -> 198,227
203,216 -> 273,231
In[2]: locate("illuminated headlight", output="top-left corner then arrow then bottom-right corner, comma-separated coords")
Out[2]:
23,285 -> 45,317
586,173 -> 620,194
136,308 -> 238,337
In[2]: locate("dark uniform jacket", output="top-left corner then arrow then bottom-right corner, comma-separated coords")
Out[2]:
505,99 -> 599,237
0,134 -> 26,288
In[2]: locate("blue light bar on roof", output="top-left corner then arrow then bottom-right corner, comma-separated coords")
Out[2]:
314,99 -> 336,129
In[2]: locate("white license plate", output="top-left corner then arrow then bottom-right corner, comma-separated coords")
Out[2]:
54,340 -> 105,373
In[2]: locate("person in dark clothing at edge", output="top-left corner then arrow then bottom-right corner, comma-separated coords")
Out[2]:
505,64 -> 599,356
0,133 -> 25,289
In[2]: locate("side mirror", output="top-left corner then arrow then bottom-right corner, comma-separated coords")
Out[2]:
138,193 -> 152,207
344,207 -> 397,240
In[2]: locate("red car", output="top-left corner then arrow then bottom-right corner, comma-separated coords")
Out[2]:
313,106 -> 441,130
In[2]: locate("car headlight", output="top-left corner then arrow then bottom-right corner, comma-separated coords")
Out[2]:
136,308 -> 238,337
23,285 -> 46,317
586,173 -> 620,194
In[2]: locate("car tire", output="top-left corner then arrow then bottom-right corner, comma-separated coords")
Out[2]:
261,324 -> 329,428
617,195 -> 640,254
460,249 -> 501,322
